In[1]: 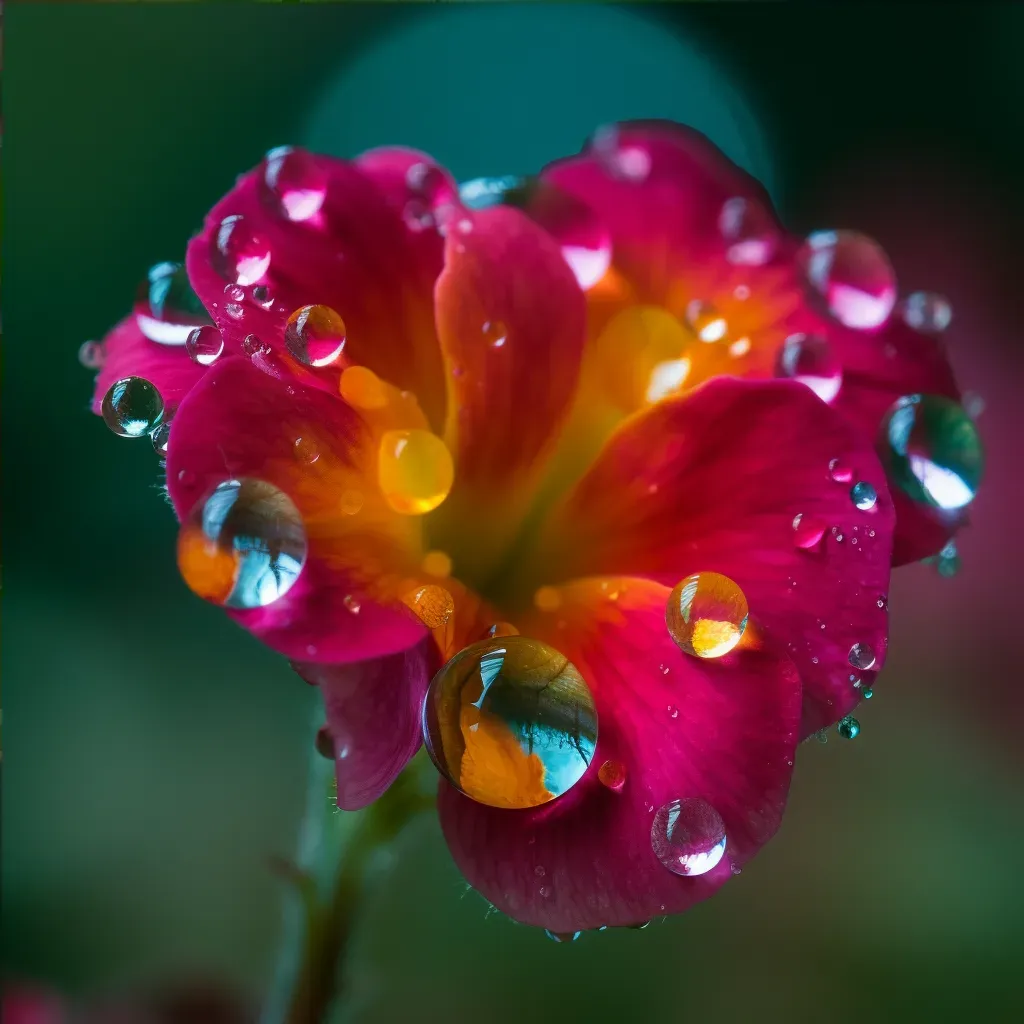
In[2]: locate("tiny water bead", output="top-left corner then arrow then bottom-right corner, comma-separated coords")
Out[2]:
404,585 -> 455,629
343,594 -> 361,615
933,539 -> 961,578
850,481 -> 878,511
837,716 -> 861,740
792,513 -> 827,550
666,572 -> 748,659
798,230 -> 897,330
339,366 -> 389,410
151,421 -> 171,458
775,333 -> 843,403
482,320 -> 508,348
848,642 -> 876,671
598,759 -> 627,793
135,261 -> 212,345
260,146 -> 327,222
284,305 -> 347,368
900,291 -> 952,334
879,394 -> 983,511
862,688 -> 874,700
101,377 -> 165,438
377,429 -> 454,515
292,436 -> 320,466
718,196 -> 777,266
685,301 -> 728,343
186,325 -> 225,367
212,214 -> 271,286
650,798 -> 727,877
177,478 -> 307,609
422,636 -> 598,810
78,340 -> 104,369
828,457 -> 853,484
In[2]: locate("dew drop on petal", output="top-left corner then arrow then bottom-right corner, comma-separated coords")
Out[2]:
404,584 -> 454,629
339,366 -> 389,410
135,261 -> 212,345
422,636 -> 598,809
293,436 -> 320,465
212,214 -> 271,286
828,457 -> 854,483
798,230 -> 897,329
186,325 -> 225,367
377,429 -> 454,515
879,394 -> 982,511
792,513 -> 827,550
837,715 -> 861,740
339,490 -> 363,517
775,333 -> 843,403
862,688 -> 874,700
718,196 -> 777,266
591,125 -> 651,182
343,594 -> 361,615
848,642 -> 876,671
284,305 -> 347,368
101,376 -> 164,437
685,301 -> 728,343
850,481 -> 878,511
487,622 -> 520,638
651,798 -> 727,877
252,285 -> 274,310
151,420 -> 171,458
482,320 -> 508,348
598,759 -> 627,793
900,291 -> 952,334
458,175 -> 524,210
545,930 -> 582,943
666,572 -> 748,659
933,539 -> 961,578
260,146 -> 327,222
177,478 -> 307,609
314,726 -> 334,760
78,340 -> 105,369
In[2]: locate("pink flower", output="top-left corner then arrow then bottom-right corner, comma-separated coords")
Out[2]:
87,123 -> 978,933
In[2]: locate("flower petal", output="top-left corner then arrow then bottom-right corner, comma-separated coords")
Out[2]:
90,315 -> 205,415
184,147 -> 447,425
438,578 -> 801,931
431,205 -> 586,581
295,640 -> 435,811
165,357 -> 426,663
528,378 -> 893,735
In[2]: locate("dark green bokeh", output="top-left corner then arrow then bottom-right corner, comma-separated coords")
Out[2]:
4,4 -> 1023,1021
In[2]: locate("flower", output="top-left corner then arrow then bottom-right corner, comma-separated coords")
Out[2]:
86,123 -> 976,933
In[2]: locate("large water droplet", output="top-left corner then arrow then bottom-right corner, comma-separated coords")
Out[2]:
135,262 -> 212,344
422,636 -> 598,809
685,301 -> 728,343
651,798 -> 727,877
775,333 -> 843,403
718,196 -> 777,266
792,513 -> 827,550
212,215 -> 271,285
101,377 -> 164,437
666,572 -> 748,659
900,291 -> 952,334
848,642 -> 876,670
850,481 -> 878,511
177,478 -> 307,609
284,305 -> 347,367
879,395 -> 982,511
837,716 -> 861,740
260,146 -> 327,222
377,429 -> 454,515
798,230 -> 897,329
186,325 -> 225,366
404,584 -> 454,629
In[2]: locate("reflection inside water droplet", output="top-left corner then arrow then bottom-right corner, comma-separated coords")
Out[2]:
775,333 -> 842,403
285,305 -> 347,367
101,377 -> 164,437
666,572 -> 748,658
377,429 -> 454,515
651,798 -> 727,876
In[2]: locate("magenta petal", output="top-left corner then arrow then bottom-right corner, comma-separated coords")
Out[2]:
438,580 -> 800,931
165,357 -> 425,664
296,639 -> 434,810
90,316 -> 206,415
536,378 -> 894,735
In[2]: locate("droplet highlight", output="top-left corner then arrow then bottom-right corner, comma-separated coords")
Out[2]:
900,292 -> 952,334
134,261 -> 212,345
211,214 -> 271,286
186,325 -> 225,367
685,301 -> 728,343
404,584 -> 454,629
837,716 -> 861,740
848,642 -> 876,671
850,481 -> 878,511
775,333 -> 842,403
377,429 -> 454,515
284,305 -> 347,368
651,798 -> 727,877
260,146 -> 327,222
666,572 -> 748,659
101,377 -> 165,437
718,196 -> 777,266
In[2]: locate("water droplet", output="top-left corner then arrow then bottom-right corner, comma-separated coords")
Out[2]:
837,716 -> 861,740
339,365 -> 389,410
225,302 -> 244,320
667,705 -> 679,719
177,469 -> 195,486
900,291 -> 952,334
101,377 -> 164,437
544,929 -> 581,943
483,320 -> 507,348
879,395 -> 982,511
224,283 -> 245,303
666,572 -> 748,659
728,336 -> 752,358
134,261 -> 212,344
651,798 -> 727,877
458,175 -> 524,210
862,688 -> 874,700
422,636 -> 598,809
343,594 -> 361,615
718,196 -> 777,266
404,584 -> 454,629
533,586 -> 562,612
876,595 -> 888,609
645,358 -> 692,403
850,481 -> 878,511
243,334 -> 268,358
212,214 -> 271,285
338,489 -> 363,516
685,301 -> 728,343
285,305 -> 347,367
539,886 -> 551,898
186,325 -> 225,367
377,429 -> 454,515
252,284 -> 274,310
487,622 -> 520,638
775,333 -> 842,403
78,340 -> 105,369
591,125 -> 651,182
792,513 -> 827,550
315,726 -> 334,760
933,539 -> 961,578
798,230 -> 897,329
293,436 -> 320,465
534,865 -> 546,877
177,478 -> 307,609
598,759 -> 627,793
848,642 -> 876,671
260,146 -> 327,222
151,420 -> 171,457
421,550 -> 452,578
828,457 -> 853,483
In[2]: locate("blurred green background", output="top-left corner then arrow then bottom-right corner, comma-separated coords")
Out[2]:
4,3 -> 1023,1021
